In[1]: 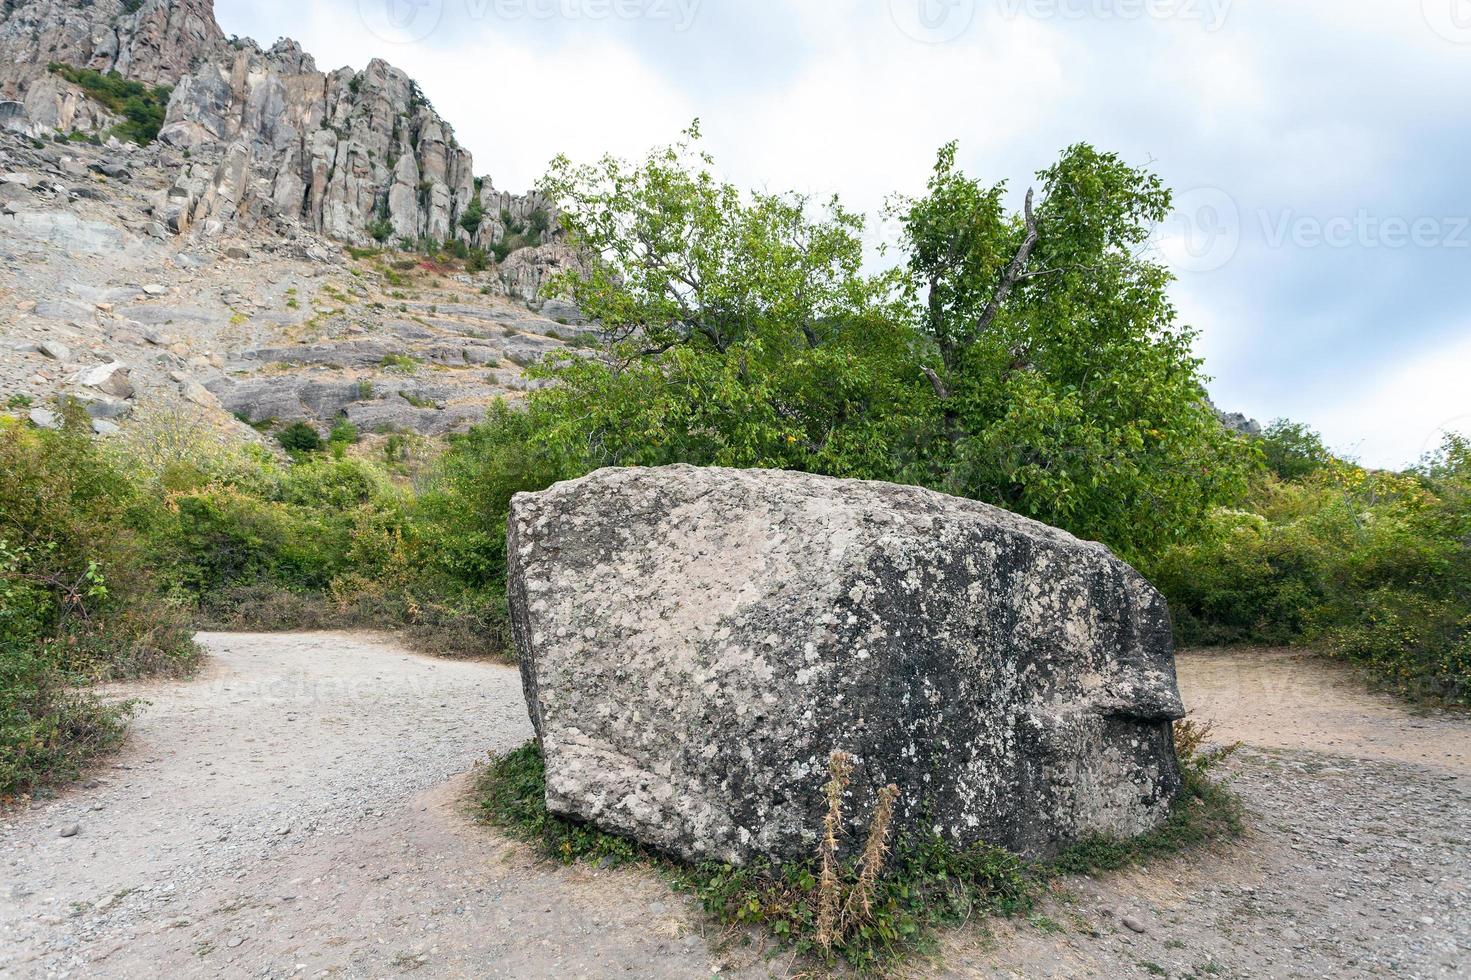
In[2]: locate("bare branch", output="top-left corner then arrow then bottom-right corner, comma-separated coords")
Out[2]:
975,187 -> 1040,336
922,366 -> 950,401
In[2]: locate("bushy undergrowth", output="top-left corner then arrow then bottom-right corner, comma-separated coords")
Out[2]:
1152,427 -> 1471,705
0,414 -> 196,799
138,433 -> 511,660
0,405 -> 533,794
46,63 -> 172,144
477,729 -> 1242,974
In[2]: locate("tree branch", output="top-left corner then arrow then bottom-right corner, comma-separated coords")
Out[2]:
975,187 -> 1040,336
922,366 -> 950,401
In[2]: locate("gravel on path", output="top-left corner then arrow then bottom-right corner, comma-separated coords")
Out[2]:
3,637 -> 1467,979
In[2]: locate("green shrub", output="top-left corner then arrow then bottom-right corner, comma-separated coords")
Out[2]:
380,353 -> 420,374
415,403 -> 566,602
1,646 -> 134,802
276,421 -> 323,454
329,419 -> 360,446
125,440 -> 504,660
367,218 -> 394,243
1154,432 -> 1471,704
0,415 -> 196,798
47,63 -> 172,144
458,196 -> 485,235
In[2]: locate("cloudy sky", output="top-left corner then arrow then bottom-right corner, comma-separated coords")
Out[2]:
216,0 -> 1470,469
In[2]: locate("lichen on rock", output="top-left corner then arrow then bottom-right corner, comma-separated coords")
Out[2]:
509,465 -> 1186,866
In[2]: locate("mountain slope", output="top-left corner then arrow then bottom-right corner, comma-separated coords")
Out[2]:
0,0 -> 550,249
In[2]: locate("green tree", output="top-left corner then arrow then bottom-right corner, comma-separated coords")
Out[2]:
534,123 -> 934,483
1256,418 -> 1334,480
446,130 -> 1252,586
893,142 -> 1253,558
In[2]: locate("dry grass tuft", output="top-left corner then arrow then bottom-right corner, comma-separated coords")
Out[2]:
1174,717 -> 1242,777
816,749 -> 853,950
815,751 -> 905,953
847,782 -> 899,923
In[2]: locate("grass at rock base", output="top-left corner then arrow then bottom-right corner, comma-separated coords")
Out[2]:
476,736 -> 1244,975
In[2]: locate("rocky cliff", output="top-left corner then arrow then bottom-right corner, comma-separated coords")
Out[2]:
0,0 -> 224,93
0,0 -> 589,441
0,127 -> 589,439
0,0 -> 556,253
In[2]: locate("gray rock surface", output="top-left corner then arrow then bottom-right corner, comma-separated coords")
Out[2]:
27,406 -> 58,428
74,360 -> 132,398
0,0 -> 224,96
0,3 -> 594,441
0,0 -> 571,263
500,242 -> 581,305
0,125 -> 585,437
509,465 -> 1186,866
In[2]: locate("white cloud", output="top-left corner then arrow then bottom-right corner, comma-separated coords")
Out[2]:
705,18 -> 1072,212
1305,329 -> 1471,469
218,2 -> 696,191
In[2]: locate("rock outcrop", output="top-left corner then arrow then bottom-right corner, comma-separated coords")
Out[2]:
498,242 -> 583,306
509,466 -> 1186,866
0,127 -> 576,438
1205,395 -> 1263,438
0,0 -> 562,253
153,43 -> 488,244
0,0 -> 225,98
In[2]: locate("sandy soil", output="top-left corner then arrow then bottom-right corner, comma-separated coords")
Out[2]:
2,636 -> 1468,979
1175,647 -> 1471,773
0,633 -> 731,979
926,648 -> 1471,979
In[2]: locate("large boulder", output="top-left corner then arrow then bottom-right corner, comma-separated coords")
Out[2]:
508,465 -> 1186,867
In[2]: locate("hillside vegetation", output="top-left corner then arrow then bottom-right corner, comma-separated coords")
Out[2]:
46,63 -> 173,144
1155,423 -> 1470,704
3,132 -> 1467,798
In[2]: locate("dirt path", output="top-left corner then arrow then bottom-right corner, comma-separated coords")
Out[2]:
934,648 -> 1471,979
3,637 -> 1468,979
0,633 -> 730,979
